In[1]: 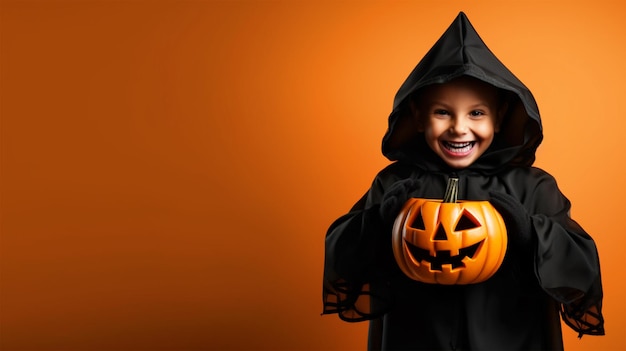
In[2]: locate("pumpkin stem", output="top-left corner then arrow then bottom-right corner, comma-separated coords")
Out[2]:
443,177 -> 459,203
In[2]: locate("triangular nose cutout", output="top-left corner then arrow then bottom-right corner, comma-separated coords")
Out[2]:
433,224 -> 448,241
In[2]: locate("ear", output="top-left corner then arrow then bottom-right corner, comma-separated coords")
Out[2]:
495,100 -> 509,133
409,99 -> 425,132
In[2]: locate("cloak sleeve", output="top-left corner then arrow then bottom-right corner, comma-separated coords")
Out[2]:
528,170 -> 605,336
322,176 -> 394,322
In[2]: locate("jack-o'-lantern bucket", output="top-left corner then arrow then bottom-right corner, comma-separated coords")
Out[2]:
391,177 -> 507,284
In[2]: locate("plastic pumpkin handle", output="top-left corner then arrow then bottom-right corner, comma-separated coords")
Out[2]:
443,177 -> 459,203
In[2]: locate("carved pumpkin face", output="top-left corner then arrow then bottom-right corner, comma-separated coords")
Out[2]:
391,179 -> 507,285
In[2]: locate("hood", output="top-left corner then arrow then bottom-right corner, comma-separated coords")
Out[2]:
382,12 -> 543,173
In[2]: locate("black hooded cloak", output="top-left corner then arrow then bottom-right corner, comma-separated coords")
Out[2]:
322,12 -> 604,351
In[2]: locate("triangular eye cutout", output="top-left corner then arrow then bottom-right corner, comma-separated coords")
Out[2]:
455,210 -> 480,231
409,208 -> 425,230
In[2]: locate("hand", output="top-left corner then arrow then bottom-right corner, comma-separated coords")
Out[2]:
379,178 -> 419,224
488,191 -> 532,249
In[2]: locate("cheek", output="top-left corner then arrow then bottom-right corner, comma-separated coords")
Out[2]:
425,119 -> 449,138
424,128 -> 443,152
474,122 -> 496,141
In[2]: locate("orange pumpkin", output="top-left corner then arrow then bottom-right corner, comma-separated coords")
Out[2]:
391,178 -> 507,285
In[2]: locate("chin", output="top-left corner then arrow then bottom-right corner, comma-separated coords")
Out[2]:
437,153 -> 478,169
446,162 -> 470,169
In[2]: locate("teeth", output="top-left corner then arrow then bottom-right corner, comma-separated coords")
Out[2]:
444,141 -> 474,153
446,142 -> 472,148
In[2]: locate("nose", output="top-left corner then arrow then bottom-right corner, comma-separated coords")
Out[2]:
449,117 -> 468,135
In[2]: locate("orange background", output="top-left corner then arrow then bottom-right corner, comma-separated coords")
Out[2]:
1,1 -> 625,350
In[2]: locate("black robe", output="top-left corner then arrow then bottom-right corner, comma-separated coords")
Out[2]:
322,12 -> 604,351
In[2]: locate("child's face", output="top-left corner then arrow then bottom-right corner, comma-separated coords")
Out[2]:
416,77 -> 501,169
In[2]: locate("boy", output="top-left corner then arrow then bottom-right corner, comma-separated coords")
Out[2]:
322,12 -> 604,350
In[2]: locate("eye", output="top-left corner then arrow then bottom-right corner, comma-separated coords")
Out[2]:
409,208 -> 425,230
469,110 -> 485,117
433,109 -> 450,116
454,210 -> 480,231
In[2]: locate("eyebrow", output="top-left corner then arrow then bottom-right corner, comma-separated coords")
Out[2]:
428,102 -> 492,109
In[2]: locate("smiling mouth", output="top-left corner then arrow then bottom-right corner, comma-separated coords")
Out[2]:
442,141 -> 475,154
405,240 -> 483,271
